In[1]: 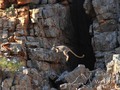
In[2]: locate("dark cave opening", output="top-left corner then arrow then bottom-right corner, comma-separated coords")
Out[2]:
48,1 -> 96,89
66,0 -> 96,71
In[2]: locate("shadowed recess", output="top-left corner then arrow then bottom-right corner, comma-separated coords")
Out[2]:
67,0 -> 96,71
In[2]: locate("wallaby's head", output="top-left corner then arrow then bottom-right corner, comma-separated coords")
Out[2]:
51,44 -> 56,50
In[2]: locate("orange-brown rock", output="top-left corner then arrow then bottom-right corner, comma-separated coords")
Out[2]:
17,6 -> 30,36
17,0 -> 39,5
61,0 -> 69,5
17,0 -> 31,5
0,0 -> 10,9
1,42 -> 11,51
8,36 -> 15,42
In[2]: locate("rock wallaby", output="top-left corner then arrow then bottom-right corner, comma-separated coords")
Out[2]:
51,45 -> 85,61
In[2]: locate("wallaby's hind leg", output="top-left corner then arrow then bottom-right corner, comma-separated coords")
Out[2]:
66,55 -> 69,61
63,51 -> 69,61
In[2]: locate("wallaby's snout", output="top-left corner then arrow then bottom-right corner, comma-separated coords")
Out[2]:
51,47 -> 55,50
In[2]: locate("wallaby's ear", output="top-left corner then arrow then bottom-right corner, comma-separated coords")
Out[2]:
51,44 -> 55,50
52,44 -> 55,47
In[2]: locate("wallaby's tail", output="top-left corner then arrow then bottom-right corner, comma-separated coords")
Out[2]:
69,49 -> 85,58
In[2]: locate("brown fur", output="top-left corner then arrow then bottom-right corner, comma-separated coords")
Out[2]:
51,45 -> 85,61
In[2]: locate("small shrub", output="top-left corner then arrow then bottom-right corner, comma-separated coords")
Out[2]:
0,57 -> 24,72
5,4 -> 15,16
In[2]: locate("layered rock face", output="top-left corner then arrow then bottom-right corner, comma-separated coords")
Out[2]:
88,0 -> 120,69
0,1 -> 71,90
0,0 -> 120,90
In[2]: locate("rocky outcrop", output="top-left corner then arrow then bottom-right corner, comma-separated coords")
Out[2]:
0,1 -> 70,90
84,0 -> 120,69
58,54 -> 120,90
